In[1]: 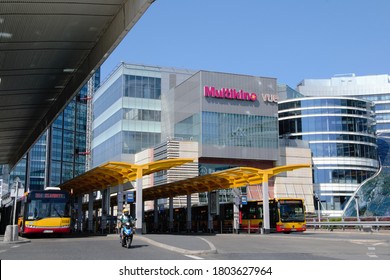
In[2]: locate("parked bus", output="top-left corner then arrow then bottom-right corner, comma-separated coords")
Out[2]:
240,198 -> 306,233
18,188 -> 71,236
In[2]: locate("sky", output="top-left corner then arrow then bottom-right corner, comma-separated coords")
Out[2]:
101,0 -> 390,88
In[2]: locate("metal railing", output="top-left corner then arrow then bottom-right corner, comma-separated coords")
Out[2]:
306,217 -> 390,232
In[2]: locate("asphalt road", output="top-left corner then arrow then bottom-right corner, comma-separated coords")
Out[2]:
1,230 -> 389,260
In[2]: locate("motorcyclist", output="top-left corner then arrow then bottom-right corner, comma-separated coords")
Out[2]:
118,209 -> 134,241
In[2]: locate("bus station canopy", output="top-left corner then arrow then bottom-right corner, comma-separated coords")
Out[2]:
58,159 -> 310,200
58,159 -> 195,196
142,164 -> 311,201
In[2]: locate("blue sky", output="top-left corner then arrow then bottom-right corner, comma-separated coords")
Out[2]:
101,0 -> 390,87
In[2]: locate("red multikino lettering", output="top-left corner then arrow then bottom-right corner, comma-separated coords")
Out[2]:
204,86 -> 257,102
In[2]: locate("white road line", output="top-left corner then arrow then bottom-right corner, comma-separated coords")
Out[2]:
185,255 -> 204,260
367,246 -> 377,258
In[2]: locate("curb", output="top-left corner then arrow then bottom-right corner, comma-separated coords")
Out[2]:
0,238 -> 31,245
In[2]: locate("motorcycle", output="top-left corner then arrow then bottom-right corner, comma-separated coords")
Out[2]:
121,221 -> 134,248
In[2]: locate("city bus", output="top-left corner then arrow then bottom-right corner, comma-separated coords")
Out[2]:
18,188 -> 71,236
240,198 -> 306,233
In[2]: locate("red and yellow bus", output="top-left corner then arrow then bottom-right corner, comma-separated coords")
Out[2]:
240,198 -> 306,233
18,188 -> 71,236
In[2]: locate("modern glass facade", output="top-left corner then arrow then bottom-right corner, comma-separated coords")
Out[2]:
297,74 -> 390,216
92,63 -> 195,167
279,97 -> 378,215
175,112 -> 278,150
9,69 -> 100,190
93,66 -> 282,207
165,71 -> 279,162
298,76 -> 390,124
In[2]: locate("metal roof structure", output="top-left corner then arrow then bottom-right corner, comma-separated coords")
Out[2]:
58,159 -> 195,196
0,0 -> 154,168
142,164 -> 311,201
57,160 -> 311,200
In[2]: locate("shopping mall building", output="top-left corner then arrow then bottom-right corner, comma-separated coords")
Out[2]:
92,64 -> 390,220
92,63 -> 314,222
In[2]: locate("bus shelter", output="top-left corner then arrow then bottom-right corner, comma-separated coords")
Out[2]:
58,159 -> 310,234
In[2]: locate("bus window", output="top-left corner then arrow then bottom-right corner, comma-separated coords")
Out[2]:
279,200 -> 305,222
242,203 -> 263,219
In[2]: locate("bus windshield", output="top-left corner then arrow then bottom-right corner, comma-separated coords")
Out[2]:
279,200 -> 305,222
26,191 -> 70,220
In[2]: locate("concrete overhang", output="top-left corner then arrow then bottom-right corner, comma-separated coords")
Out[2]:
0,0 -> 154,168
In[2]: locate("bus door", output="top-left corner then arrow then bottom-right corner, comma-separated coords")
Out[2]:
269,200 -> 278,230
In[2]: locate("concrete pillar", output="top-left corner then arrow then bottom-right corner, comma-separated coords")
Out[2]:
77,196 -> 83,232
101,189 -> 110,233
117,185 -> 124,214
186,194 -> 192,232
88,192 -> 94,232
154,199 -> 159,232
169,197 -> 174,232
207,192 -> 213,233
233,200 -> 240,234
135,171 -> 143,234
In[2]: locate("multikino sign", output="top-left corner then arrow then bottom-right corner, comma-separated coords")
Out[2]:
204,86 -> 257,102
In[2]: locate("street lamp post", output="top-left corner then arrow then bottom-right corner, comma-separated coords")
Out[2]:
12,177 -> 21,226
314,193 -> 321,224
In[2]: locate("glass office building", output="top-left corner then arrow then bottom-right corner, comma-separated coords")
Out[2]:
93,65 -> 284,203
279,97 -> 378,215
297,74 -> 390,216
8,69 -> 100,191
92,63 -> 195,167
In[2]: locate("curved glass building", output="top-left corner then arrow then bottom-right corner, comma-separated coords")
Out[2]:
279,97 -> 379,216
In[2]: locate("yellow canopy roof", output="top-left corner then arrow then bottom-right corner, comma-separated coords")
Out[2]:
142,164 -> 311,201
58,158 -> 310,200
58,158 -> 194,196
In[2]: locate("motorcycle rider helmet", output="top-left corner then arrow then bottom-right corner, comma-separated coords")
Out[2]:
123,209 -> 129,214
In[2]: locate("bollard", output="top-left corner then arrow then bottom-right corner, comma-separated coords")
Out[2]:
4,225 -> 19,242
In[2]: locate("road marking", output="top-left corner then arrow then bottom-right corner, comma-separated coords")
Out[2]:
367,246 -> 378,258
0,250 -> 7,254
373,242 -> 387,246
185,255 -> 204,260
350,239 -> 384,245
